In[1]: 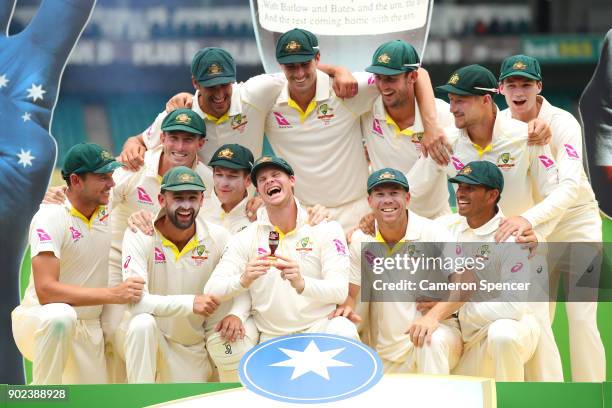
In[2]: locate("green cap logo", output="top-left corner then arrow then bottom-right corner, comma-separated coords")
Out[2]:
512,61 -> 527,70
459,165 -> 472,175
218,148 -> 234,159
379,171 -> 395,180
448,73 -> 460,85
377,53 -> 391,64
285,40 -> 302,53
207,63 -> 223,75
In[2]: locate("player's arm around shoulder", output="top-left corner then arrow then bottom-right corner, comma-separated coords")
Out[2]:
339,71 -> 379,116
240,73 -> 285,112
299,220 -> 350,304
203,224 -> 255,301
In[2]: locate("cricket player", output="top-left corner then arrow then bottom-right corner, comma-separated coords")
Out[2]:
439,161 -> 558,381
335,168 -> 463,374
498,55 -> 605,382
204,155 -> 358,343
120,47 -> 284,167
361,40 -> 455,218
120,166 -> 256,383
409,64 -> 562,242
200,143 -> 255,234
11,143 -> 144,384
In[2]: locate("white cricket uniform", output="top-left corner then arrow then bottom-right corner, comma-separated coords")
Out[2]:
11,201 -> 112,384
502,96 -> 605,382
261,70 -> 379,231
198,188 -> 250,234
409,109 -> 561,240
362,98 -> 455,219
142,76 -> 285,164
349,211 -> 462,374
104,147 -> 213,382
204,199 -> 357,342
438,211 -> 561,382
119,215 -> 254,383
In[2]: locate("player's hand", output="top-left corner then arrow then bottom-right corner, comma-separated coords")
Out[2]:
359,212 -> 376,237
166,92 -> 193,112
307,204 -> 330,226
422,125 -> 452,166
112,277 -> 145,304
240,255 -> 272,288
215,314 -> 245,342
42,185 -> 67,205
515,227 -> 538,258
527,118 -> 552,146
328,304 -> 362,323
245,196 -> 263,221
495,216 -> 533,243
118,138 -> 146,171
193,294 -> 220,317
127,210 -> 155,235
331,67 -> 358,99
416,297 -> 439,314
275,254 -> 305,293
405,314 -> 440,347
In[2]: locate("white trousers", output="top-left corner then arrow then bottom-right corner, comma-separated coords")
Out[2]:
453,315 -> 540,382
122,313 -> 212,383
259,316 -> 360,344
11,303 -> 107,384
381,324 -> 462,375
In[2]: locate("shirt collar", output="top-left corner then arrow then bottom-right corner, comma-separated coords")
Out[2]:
256,197 -> 308,232
65,199 -> 104,230
155,210 -> 210,261
456,208 -> 505,236
193,84 -> 242,124
277,69 -> 331,105
374,210 -> 426,243
210,188 -> 249,217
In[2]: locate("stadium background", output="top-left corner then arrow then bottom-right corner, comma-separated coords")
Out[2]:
7,0 -> 612,386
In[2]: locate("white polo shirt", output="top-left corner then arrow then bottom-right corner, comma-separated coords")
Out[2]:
109,146 -> 213,282
198,188 -> 250,234
263,70 -> 379,207
409,110 -> 561,238
349,211 -> 456,362
121,215 -> 230,345
501,96 -> 597,219
436,211 -> 532,348
21,201 -> 112,320
142,75 -> 284,164
204,199 -> 350,337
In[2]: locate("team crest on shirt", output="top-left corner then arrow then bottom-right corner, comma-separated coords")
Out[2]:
273,112 -> 292,129
564,144 -> 580,160
69,226 -> 83,242
496,152 -> 516,170
372,118 -> 383,137
191,244 -> 209,266
137,187 -> 154,205
317,104 -> 335,125
154,247 -> 166,263
475,244 -> 490,261
96,206 -> 110,224
296,237 -> 314,253
231,114 -> 248,132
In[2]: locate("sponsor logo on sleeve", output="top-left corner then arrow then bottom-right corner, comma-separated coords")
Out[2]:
564,144 -> 580,160
451,156 -> 464,171
273,112 -> 292,128
36,228 -> 51,242
123,255 -> 131,270
137,187 -> 154,205
333,239 -> 347,256
511,262 -> 523,273
371,118 -> 383,137
538,155 -> 555,169
154,247 -> 166,263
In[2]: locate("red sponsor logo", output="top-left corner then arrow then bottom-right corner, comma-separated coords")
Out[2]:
511,262 -> 523,273
69,226 -> 83,241
154,247 -> 166,262
36,228 -> 51,242
123,255 -> 131,270
273,112 -> 291,127
451,156 -> 464,171
538,155 -> 554,168
372,119 -> 383,136
564,144 -> 580,159
364,250 -> 376,265
137,187 -> 154,204
333,239 -> 347,255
